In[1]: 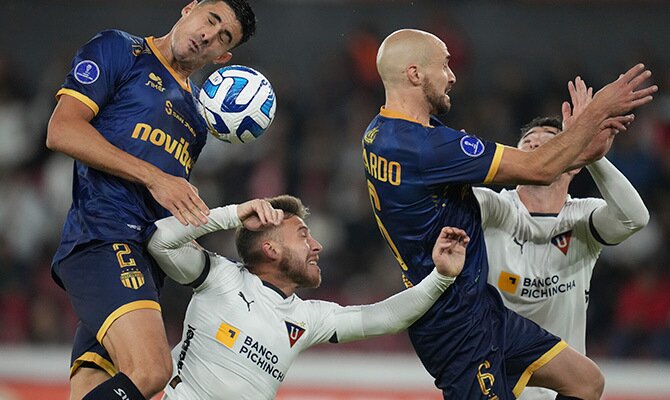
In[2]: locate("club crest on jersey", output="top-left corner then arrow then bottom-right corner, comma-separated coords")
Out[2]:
74,60 -> 100,84
120,270 -> 145,290
460,135 -> 485,157
285,321 -> 306,348
551,231 -> 572,255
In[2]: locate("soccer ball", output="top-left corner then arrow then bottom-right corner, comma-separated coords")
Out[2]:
198,65 -> 276,144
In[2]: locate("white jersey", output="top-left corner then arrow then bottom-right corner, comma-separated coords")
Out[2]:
163,254 -> 347,400
476,187 -> 605,399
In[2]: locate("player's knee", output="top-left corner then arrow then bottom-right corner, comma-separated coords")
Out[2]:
581,363 -> 604,400
123,354 -> 173,395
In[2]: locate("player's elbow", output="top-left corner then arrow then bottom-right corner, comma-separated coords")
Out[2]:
629,206 -> 650,232
46,116 -> 67,152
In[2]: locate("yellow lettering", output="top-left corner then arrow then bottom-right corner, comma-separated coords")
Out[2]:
165,100 -> 173,115
364,149 -> 402,186
369,152 -> 377,177
179,142 -> 190,165
164,135 -> 178,154
377,156 -> 387,182
362,148 -> 370,174
174,138 -> 185,160
150,129 -> 166,146
130,123 -> 194,175
389,161 -> 401,186
132,123 -> 151,140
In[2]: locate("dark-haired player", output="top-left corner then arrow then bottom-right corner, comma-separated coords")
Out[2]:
477,115 -> 648,399
46,1 -> 256,399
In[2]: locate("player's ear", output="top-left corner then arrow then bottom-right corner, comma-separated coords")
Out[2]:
181,0 -> 198,17
214,51 -> 233,65
261,240 -> 280,261
406,65 -> 422,86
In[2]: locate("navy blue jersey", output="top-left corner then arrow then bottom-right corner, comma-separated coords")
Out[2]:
362,108 -> 504,329
53,30 -> 208,264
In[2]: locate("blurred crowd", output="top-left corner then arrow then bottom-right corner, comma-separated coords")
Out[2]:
1,4 -> 670,362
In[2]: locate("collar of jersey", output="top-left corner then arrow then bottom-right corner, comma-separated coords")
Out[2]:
379,107 -> 433,127
145,37 -> 192,93
262,280 -> 289,299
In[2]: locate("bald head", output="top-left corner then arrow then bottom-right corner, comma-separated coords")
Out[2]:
376,29 -> 446,88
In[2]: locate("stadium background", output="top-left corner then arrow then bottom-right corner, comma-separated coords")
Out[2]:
1,0 -> 669,398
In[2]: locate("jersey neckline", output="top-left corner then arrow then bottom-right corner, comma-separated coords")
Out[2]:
379,107 -> 433,127
145,36 -> 192,93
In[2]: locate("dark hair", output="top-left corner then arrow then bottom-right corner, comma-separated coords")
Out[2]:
198,0 -> 256,48
519,116 -> 562,140
235,195 -> 309,265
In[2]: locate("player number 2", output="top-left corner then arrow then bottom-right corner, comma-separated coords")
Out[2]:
113,243 -> 137,268
367,180 -> 409,271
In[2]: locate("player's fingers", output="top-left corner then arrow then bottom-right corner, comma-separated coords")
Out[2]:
188,191 -> 210,220
629,95 -> 655,109
627,69 -> 652,89
171,205 -> 189,226
619,63 -> 646,83
561,102 -> 571,122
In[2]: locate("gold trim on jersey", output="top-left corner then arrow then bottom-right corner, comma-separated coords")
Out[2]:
379,107 -> 432,127
96,300 -> 162,343
56,88 -> 100,116
70,351 -> 117,378
483,143 -> 505,184
146,36 -> 192,93
512,339 -> 568,397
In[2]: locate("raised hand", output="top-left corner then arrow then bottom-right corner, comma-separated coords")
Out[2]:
147,171 -> 210,226
562,76 -> 593,131
236,199 -> 284,231
432,227 -> 469,278
591,64 -> 657,117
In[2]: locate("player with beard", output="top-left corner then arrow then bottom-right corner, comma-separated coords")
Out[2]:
147,195 -> 470,400
362,29 -> 656,399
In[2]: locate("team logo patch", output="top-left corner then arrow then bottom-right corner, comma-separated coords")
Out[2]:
74,60 -> 100,84
498,271 -> 520,294
460,135 -> 485,157
551,230 -> 572,255
120,270 -> 145,290
285,321 -> 306,348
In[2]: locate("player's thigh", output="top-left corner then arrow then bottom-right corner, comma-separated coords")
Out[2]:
70,367 -> 110,400
528,345 -> 602,393
102,307 -> 172,372
54,241 -> 167,368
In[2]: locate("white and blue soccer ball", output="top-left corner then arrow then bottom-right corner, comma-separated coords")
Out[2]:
198,65 -> 276,144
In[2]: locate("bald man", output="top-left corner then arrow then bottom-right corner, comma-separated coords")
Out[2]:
362,29 -> 656,400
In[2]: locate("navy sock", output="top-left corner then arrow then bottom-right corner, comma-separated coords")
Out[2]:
82,372 -> 146,400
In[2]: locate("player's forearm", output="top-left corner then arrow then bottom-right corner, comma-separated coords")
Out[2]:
148,205 -> 241,283
529,106 -> 607,180
335,269 -> 455,343
586,158 -> 649,243
47,116 -> 164,185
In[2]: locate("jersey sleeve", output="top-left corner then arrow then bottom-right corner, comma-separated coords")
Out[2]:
419,127 -> 504,185
57,30 -> 134,116
195,254 -> 244,294
473,187 -> 511,229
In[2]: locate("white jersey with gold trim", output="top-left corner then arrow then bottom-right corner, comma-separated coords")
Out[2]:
163,255 -> 343,400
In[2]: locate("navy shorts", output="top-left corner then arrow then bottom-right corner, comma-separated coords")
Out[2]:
52,240 -> 164,377
409,285 -> 566,399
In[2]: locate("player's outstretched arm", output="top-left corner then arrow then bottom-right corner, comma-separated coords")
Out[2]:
491,65 -> 657,185
586,157 -> 649,244
148,199 -> 282,285
46,95 -> 210,226
332,227 -> 468,343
